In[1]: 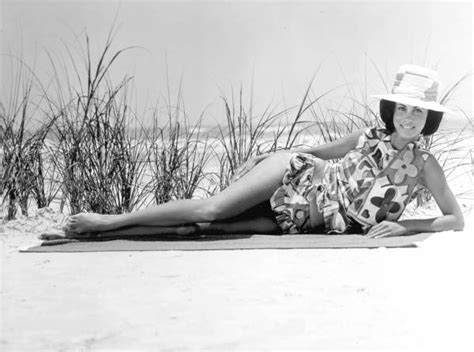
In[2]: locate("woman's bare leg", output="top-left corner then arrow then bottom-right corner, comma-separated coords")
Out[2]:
64,216 -> 279,239
65,224 -> 201,238
63,208 -> 279,239
65,153 -> 293,234
41,224 -> 200,241
198,215 -> 280,235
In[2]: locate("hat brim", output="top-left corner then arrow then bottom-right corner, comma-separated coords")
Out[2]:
372,94 -> 453,113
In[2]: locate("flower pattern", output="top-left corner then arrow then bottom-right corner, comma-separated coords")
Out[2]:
316,128 -> 429,233
270,154 -> 317,234
370,188 -> 402,222
390,149 -> 418,184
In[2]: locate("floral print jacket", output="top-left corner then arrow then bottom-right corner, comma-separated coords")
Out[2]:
318,127 -> 431,233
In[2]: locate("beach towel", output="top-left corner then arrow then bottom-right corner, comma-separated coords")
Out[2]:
21,232 -> 433,252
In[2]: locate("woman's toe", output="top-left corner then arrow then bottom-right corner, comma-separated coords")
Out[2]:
39,232 -> 66,240
64,230 -> 96,239
62,223 -> 75,232
68,217 -> 77,224
63,230 -> 81,238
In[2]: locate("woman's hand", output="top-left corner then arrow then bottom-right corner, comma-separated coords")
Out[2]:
365,221 -> 409,238
231,154 -> 267,183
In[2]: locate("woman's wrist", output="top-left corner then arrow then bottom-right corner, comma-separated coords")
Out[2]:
398,215 -> 464,234
394,220 -> 417,235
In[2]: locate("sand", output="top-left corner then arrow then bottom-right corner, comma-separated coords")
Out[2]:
1,203 -> 474,351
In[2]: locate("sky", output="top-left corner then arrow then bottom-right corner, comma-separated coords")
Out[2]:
1,0 -> 473,128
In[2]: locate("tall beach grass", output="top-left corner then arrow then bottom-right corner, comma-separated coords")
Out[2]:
1,56 -> 59,219
1,33 -> 472,220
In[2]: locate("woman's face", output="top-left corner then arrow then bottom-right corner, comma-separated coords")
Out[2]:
392,103 -> 428,140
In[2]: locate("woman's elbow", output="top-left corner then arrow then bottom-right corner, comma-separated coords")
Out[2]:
453,213 -> 465,231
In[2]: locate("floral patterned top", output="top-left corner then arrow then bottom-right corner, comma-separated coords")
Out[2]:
316,127 -> 431,233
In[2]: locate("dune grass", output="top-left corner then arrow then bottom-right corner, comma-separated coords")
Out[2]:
43,30 -> 141,214
1,33 -> 472,220
146,80 -> 214,203
0,56 -> 59,219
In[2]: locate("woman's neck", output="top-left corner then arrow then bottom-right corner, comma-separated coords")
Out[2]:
390,132 -> 417,150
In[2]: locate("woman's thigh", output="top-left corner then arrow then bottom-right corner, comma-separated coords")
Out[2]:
205,152 -> 293,219
199,211 -> 280,235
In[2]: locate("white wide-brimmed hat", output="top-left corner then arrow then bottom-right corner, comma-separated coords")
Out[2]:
372,64 -> 452,113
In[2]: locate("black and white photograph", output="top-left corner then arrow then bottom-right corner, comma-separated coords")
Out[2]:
1,0 -> 473,350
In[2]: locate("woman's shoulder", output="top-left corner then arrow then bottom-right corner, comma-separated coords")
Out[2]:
354,126 -> 390,149
413,138 -> 435,162
417,151 -> 445,188
368,126 -> 391,138
358,126 -> 391,141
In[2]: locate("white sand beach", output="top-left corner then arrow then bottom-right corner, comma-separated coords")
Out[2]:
1,200 -> 473,351
2,1 -> 473,349
1,128 -> 473,351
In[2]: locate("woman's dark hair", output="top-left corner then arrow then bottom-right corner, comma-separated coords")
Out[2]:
379,99 -> 443,136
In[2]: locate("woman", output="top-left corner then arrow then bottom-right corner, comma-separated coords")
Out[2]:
63,64 -> 464,239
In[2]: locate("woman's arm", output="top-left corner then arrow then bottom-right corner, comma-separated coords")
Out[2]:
405,155 -> 464,231
232,129 -> 364,182
269,129 -> 364,160
366,155 -> 465,238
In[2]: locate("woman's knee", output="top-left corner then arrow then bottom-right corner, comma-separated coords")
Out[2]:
196,199 -> 234,222
266,151 -> 293,166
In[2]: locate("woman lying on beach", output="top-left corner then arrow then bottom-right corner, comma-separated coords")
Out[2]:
63,64 -> 464,239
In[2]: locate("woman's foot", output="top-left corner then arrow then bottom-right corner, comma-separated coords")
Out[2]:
39,230 -> 97,240
63,213 -> 112,233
